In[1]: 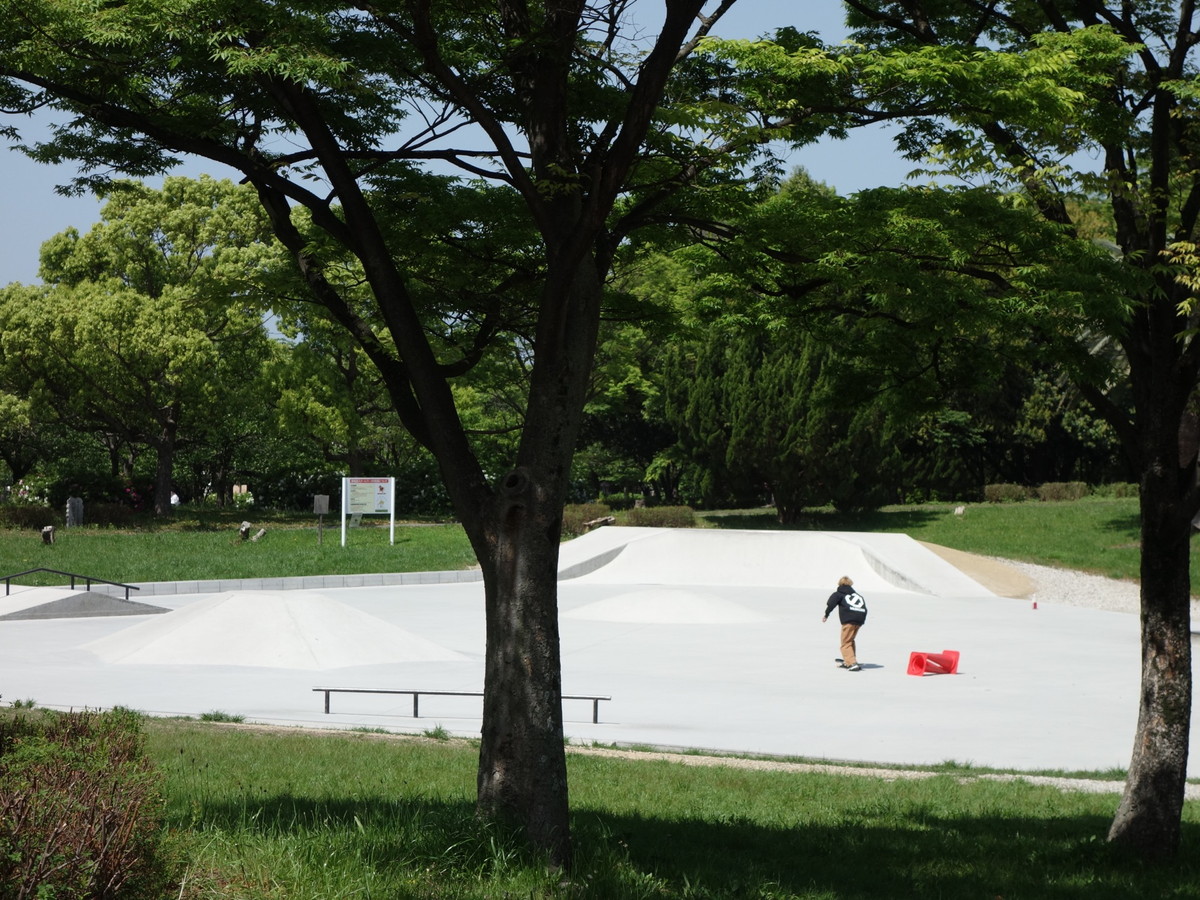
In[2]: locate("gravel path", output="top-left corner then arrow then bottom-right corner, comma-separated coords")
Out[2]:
565,745 -> 1168,797
994,556 -> 1200,620
1001,559 -> 1142,613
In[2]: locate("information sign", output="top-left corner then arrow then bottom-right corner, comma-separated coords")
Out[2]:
340,477 -> 396,545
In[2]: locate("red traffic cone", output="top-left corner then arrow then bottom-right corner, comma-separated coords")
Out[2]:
906,649 -> 960,676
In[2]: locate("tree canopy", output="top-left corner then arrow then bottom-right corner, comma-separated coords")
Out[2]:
706,0 -> 1200,859
0,0 -> 761,864
0,176 -> 272,515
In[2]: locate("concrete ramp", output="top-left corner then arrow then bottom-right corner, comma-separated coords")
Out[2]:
0,593 -> 167,620
84,590 -> 468,670
564,587 -> 769,624
559,527 -> 994,596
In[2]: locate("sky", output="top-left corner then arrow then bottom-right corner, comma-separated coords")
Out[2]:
0,2 -> 914,286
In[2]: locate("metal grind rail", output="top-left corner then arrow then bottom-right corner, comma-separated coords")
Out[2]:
313,687 -> 611,724
2,568 -> 140,602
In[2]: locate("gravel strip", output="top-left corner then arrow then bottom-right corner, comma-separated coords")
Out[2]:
996,558 -> 1200,620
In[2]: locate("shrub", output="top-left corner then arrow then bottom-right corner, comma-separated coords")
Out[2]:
598,492 -> 642,511
1036,482 -> 1090,502
983,483 -> 1030,503
0,505 -> 57,530
0,707 -> 176,900
562,503 -> 612,537
87,502 -> 143,528
198,710 -> 244,723
9,476 -> 52,507
622,505 -> 697,528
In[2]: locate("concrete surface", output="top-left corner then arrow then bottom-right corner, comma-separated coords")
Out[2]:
0,527 -> 1186,776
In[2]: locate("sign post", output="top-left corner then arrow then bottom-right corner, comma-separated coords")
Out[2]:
313,494 -> 330,545
340,477 -> 396,546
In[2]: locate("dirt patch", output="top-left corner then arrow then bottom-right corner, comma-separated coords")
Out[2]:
919,541 -> 1036,599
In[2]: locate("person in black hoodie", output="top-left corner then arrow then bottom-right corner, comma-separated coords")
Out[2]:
823,575 -> 868,671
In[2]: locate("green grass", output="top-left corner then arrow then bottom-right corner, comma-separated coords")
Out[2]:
0,516 -> 477,586
145,720 -> 1200,899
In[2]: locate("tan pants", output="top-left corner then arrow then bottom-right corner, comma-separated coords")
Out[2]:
840,623 -> 862,665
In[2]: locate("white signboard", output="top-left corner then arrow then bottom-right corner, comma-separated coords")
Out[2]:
341,476 -> 396,546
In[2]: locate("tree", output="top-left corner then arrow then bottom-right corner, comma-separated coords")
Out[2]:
713,2 -> 1200,857
0,0 -> 752,863
0,177 -> 273,515
0,392 -> 43,484
650,169 -> 1123,512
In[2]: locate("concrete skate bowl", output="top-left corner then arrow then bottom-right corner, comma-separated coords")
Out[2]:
84,590 -> 469,670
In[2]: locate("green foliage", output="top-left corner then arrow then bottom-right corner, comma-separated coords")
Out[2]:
622,506 -> 697,528
1037,482 -> 1091,502
984,483 -> 1032,503
0,504 -> 56,530
0,708 -> 176,900
562,503 -> 612,538
660,319 -> 907,520
986,482 -> 1092,502
0,177 -> 275,516
632,170 -> 1130,516
198,711 -> 245,724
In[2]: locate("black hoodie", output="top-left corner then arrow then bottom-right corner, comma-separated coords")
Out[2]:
824,583 -> 868,625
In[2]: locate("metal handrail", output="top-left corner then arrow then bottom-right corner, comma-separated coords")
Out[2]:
2,568 -> 140,602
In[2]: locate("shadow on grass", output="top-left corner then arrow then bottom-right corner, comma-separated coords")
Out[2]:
1099,511 -> 1140,536
579,807 -> 1200,899
182,792 -> 1200,898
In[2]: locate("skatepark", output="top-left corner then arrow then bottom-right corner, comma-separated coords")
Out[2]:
1,526 -> 1190,778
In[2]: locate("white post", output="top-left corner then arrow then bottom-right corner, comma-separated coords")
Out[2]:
340,476 -> 349,547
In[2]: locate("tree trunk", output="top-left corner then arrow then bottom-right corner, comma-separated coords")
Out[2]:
151,410 -> 179,517
1108,469 -> 1193,856
1108,374 -> 1195,859
470,260 -> 603,869
476,468 -> 571,865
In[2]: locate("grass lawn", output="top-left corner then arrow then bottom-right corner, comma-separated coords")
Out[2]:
0,516 -> 477,586
143,719 -> 1200,899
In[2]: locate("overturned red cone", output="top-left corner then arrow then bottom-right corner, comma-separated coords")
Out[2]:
907,649 -> 960,676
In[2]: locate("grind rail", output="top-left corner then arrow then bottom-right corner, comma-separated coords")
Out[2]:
313,687 -> 610,724
2,568 -> 140,602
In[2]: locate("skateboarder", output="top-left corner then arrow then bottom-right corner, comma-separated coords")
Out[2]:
823,576 -> 867,671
